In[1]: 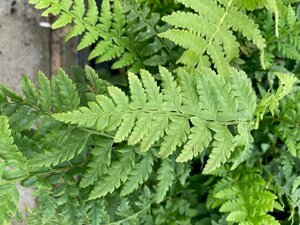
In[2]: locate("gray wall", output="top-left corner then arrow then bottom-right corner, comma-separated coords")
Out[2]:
0,0 -> 50,92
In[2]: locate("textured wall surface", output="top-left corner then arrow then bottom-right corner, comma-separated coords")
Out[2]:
0,0 -> 50,92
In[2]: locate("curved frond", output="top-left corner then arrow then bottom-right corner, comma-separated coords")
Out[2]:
54,67 -> 257,173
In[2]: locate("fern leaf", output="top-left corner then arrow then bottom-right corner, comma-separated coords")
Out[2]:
203,124 -> 234,174
141,69 -> 163,109
21,76 -> 38,106
88,40 -> 111,60
127,113 -> 152,145
0,184 -> 19,225
211,169 -> 279,224
230,70 -> 257,120
112,0 -> 126,35
37,71 -> 52,112
160,67 -> 182,111
111,52 -> 135,69
54,175 -> 80,224
98,0 -> 112,32
0,83 -> 23,103
140,114 -> 169,152
161,0 -> 266,71
84,200 -> 108,225
108,86 -> 130,111
65,21 -> 85,41
53,94 -> 118,131
255,72 -> 298,127
85,65 -> 109,96
77,29 -> 99,50
27,129 -> 90,168
177,118 -> 212,163
95,45 -> 125,63
84,0 -> 99,25
159,29 -> 206,57
159,116 -> 190,158
71,0 -> 85,19
121,152 -> 154,196
207,43 -> 232,75
0,116 -> 27,170
208,72 -> 238,121
52,12 -> 73,29
227,7 -> 266,51
128,72 -> 147,109
114,113 -> 136,143
0,116 -> 25,224
89,146 -> 135,200
197,73 -> 220,120
32,0 -> 51,9
53,68 -> 256,167
80,137 -> 112,188
156,158 -> 175,203
51,69 -> 80,112
178,68 -> 200,114
60,0 -> 73,11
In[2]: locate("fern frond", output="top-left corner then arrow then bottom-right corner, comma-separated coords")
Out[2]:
203,123 -> 234,174
89,146 -> 135,200
210,168 -> 280,224
53,175 -> 80,224
176,118 -> 212,163
0,116 -> 27,174
121,152 -> 154,196
159,116 -> 190,158
21,76 -> 38,106
0,116 -> 26,224
159,0 -> 266,73
255,72 -> 298,128
30,0 -> 141,70
51,69 -> 80,112
80,137 -> 112,188
84,200 -> 109,225
54,67 -> 257,173
27,129 -> 90,168
156,158 -> 175,203
0,184 -> 20,225
37,71 -> 52,112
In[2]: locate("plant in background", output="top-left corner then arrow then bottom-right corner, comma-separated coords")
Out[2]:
0,0 -> 300,224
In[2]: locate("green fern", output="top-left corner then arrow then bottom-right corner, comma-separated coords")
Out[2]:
29,0 -> 139,70
27,128 -> 90,168
54,67 -> 257,174
264,4 -> 300,63
255,72 -> 298,128
79,137 -> 113,188
89,145 -> 135,200
0,116 -> 26,224
159,0 -> 267,74
121,152 -> 154,196
0,116 -> 27,179
156,158 -> 175,203
208,167 -> 280,224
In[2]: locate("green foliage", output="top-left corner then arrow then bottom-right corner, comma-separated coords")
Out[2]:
159,0 -> 266,74
0,116 -> 24,224
29,0 -> 178,71
1,0 -> 300,224
208,167 -> 280,225
53,67 -> 257,173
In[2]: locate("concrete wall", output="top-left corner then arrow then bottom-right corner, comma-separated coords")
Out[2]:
0,0 -> 50,92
